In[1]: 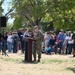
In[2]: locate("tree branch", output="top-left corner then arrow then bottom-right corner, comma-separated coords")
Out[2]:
5,8 -> 14,16
21,11 -> 35,26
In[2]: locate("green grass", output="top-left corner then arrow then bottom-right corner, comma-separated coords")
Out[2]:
0,57 -> 68,64
72,60 -> 75,63
41,59 -> 68,64
0,57 -> 23,63
0,57 -> 75,65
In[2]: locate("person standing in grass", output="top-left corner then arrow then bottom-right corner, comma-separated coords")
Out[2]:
44,32 -> 51,50
7,32 -> 13,53
33,26 -> 43,62
12,31 -> 19,53
58,29 -> 65,54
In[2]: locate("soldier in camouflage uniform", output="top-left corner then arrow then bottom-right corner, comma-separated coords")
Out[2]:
33,26 -> 43,62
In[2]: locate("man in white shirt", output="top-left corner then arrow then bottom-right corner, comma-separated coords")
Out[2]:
7,32 -> 13,53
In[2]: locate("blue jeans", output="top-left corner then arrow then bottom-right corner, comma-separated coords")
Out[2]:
13,41 -> 18,53
50,46 -> 54,52
0,42 -> 2,50
3,40 -> 7,50
21,40 -> 25,53
7,42 -> 12,52
58,42 -> 63,54
66,44 -> 73,54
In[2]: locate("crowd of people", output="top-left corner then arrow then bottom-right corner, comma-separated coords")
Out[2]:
0,26 -> 43,62
0,28 -> 33,54
0,27 -> 75,62
42,29 -> 75,57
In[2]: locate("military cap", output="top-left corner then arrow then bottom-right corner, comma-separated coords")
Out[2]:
34,26 -> 39,29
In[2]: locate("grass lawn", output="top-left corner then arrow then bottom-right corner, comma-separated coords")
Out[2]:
0,52 -> 75,75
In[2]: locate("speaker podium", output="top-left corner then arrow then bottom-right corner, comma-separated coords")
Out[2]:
23,37 -> 35,62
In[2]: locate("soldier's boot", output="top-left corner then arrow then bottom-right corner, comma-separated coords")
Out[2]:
37,58 -> 40,62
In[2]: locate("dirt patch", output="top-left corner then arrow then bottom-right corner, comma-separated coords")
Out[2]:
0,52 -> 75,75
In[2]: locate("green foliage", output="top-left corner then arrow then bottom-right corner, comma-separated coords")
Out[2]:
0,0 -> 4,33
4,23 -> 13,32
11,0 -> 75,31
13,17 -> 23,30
41,22 -> 54,31
0,0 -> 4,16
12,0 -> 47,28
46,0 -> 75,31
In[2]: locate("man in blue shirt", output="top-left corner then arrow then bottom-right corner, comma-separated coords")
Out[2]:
58,29 -> 65,54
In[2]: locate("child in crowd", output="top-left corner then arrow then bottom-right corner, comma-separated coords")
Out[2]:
45,45 -> 51,54
41,45 -> 51,54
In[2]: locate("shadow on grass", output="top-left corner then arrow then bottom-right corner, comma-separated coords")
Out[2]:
22,60 -> 39,64
0,57 -> 39,64
67,67 -> 75,73
0,57 -> 68,64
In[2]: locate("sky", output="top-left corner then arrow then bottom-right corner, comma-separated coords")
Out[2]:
2,0 -> 14,23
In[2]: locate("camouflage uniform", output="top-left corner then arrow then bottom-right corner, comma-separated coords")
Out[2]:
33,31 -> 43,60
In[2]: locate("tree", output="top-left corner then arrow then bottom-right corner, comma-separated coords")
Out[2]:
12,0 -> 47,28
11,0 -> 75,31
0,0 -> 4,16
46,0 -> 75,31
13,17 -> 23,30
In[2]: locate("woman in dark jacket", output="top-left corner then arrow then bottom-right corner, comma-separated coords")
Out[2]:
2,32 -> 8,54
